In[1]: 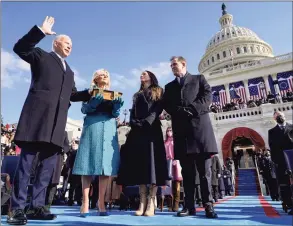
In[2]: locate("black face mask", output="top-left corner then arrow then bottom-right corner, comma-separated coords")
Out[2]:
276,115 -> 285,124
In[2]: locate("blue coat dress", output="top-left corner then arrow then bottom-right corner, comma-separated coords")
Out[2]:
73,100 -> 120,176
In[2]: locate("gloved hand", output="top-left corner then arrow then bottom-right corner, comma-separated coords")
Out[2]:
112,97 -> 124,111
89,94 -> 103,109
130,119 -> 143,128
177,106 -> 194,118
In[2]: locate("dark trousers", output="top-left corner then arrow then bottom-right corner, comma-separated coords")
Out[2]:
45,184 -> 57,207
277,167 -> 292,205
11,146 -> 58,210
212,185 -> 219,201
68,182 -> 82,203
267,177 -> 279,200
180,154 -> 213,209
195,184 -> 202,203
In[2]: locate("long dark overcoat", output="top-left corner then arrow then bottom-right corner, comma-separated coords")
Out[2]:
211,155 -> 222,186
163,73 -> 218,160
13,26 -> 91,149
117,87 -> 169,186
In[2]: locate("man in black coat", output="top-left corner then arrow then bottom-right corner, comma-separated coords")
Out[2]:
211,154 -> 222,202
262,151 -> 279,201
7,16 -> 91,225
163,56 -> 218,218
268,111 -> 293,214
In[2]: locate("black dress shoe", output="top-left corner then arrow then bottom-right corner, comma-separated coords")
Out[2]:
205,204 -> 218,218
26,206 -> 56,220
7,209 -> 27,225
177,208 -> 196,217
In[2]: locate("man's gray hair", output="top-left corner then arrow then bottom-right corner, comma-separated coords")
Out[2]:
52,34 -> 71,51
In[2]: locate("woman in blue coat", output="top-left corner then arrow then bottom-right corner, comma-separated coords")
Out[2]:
73,69 -> 124,216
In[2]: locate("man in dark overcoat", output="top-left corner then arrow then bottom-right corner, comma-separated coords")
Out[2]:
211,154 -> 222,202
163,56 -> 218,218
7,16 -> 91,225
262,151 -> 279,201
268,111 -> 293,214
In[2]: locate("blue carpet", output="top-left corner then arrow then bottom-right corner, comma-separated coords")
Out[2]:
237,169 -> 259,196
1,196 -> 292,226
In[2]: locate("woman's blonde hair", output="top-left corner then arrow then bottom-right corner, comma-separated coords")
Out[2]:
91,69 -> 111,90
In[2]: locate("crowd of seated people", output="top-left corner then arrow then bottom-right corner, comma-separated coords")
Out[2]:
1,123 -> 20,158
210,91 -> 292,113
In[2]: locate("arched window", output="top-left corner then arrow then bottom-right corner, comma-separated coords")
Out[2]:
236,47 -> 241,54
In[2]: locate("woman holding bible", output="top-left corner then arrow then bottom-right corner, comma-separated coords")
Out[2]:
72,69 -> 124,217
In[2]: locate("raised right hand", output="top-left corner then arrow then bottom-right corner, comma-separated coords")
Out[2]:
40,16 -> 56,35
89,94 -> 103,109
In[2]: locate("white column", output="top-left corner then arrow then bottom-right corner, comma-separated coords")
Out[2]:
243,79 -> 250,102
271,73 -> 281,94
263,75 -> 271,93
224,83 -> 231,103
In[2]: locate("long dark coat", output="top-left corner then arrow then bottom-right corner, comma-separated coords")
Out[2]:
211,155 -> 222,186
223,169 -> 232,187
117,87 -> 169,186
262,157 -> 277,180
163,73 -> 218,160
13,26 -> 91,149
268,123 -> 293,183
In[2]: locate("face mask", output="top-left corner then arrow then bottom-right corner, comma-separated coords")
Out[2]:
276,115 -> 285,124
167,131 -> 173,137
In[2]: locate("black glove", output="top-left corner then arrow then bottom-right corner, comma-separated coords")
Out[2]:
130,119 -> 143,128
177,106 -> 194,118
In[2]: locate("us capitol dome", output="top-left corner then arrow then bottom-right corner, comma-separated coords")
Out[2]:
198,3 -> 274,74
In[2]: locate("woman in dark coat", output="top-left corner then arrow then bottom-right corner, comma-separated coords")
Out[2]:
117,70 -> 169,217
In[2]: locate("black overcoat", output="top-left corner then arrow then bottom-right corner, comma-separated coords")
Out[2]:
211,155 -> 222,186
163,73 -> 218,159
268,123 -> 293,168
13,26 -> 91,149
117,87 -> 169,186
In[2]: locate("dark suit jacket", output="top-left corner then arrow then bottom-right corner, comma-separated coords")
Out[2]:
163,73 -> 218,159
268,123 -> 293,170
13,26 -> 91,149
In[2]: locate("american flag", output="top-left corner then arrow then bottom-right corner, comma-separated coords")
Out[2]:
212,85 -> 227,108
229,81 -> 247,102
248,77 -> 267,100
277,71 -> 293,97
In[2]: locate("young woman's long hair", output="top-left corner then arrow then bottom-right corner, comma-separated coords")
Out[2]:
136,70 -> 162,101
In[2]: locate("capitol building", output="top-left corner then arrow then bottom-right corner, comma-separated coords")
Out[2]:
65,4 -> 292,165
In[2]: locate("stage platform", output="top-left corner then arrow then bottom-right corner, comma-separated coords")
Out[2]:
1,196 -> 292,226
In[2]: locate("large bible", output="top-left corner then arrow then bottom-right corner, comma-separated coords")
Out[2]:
92,87 -> 123,101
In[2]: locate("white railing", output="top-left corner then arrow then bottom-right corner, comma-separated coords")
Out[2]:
211,102 -> 292,122
208,52 -> 292,76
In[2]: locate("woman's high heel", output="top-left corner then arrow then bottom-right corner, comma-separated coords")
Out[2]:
80,203 -> 89,217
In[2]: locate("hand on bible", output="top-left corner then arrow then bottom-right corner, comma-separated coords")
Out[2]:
40,16 -> 56,35
112,97 -> 124,111
89,94 -> 103,109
